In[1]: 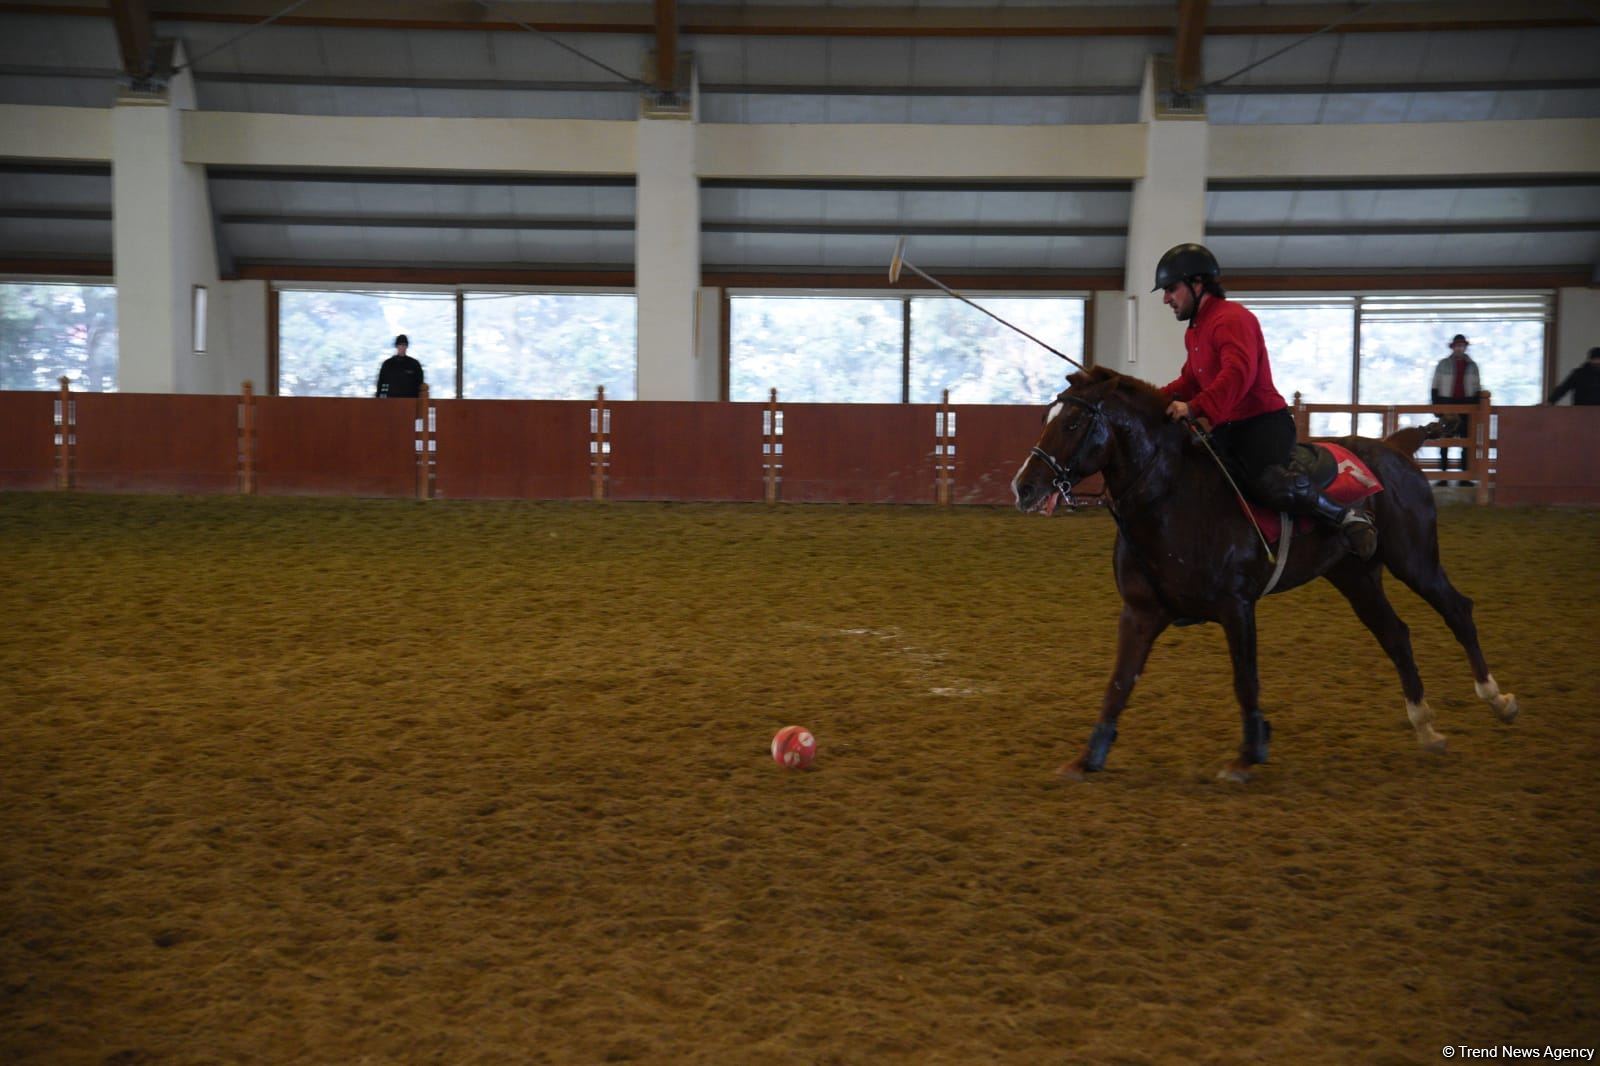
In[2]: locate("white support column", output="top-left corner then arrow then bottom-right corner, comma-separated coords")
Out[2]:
1117,56 -> 1209,386
112,43 -> 219,393
634,106 -> 701,400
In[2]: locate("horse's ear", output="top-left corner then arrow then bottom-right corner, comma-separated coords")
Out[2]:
1066,370 -> 1093,388
1088,366 -> 1118,383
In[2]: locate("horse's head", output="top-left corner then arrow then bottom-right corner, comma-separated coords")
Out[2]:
1012,366 -> 1120,515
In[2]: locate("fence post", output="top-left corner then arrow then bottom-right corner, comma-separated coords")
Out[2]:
239,380 -> 255,496
937,388 -> 952,506
592,385 -> 607,501
55,375 -> 72,490
765,387 -> 779,504
1291,391 -> 1309,440
416,383 -> 432,500
1475,390 -> 1491,506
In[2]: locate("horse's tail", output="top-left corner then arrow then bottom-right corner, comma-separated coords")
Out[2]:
1383,420 -> 1449,458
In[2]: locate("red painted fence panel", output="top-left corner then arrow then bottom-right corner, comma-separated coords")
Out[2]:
608,402 -> 767,502
1493,407 -> 1600,506
949,403 -> 1104,505
0,392 -> 57,490
780,403 -> 938,504
73,393 -> 239,494
432,399 -> 592,500
253,396 -> 417,497
948,404 -> 1034,506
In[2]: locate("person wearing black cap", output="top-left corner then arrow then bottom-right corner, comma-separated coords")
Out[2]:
376,334 -> 425,399
1548,347 -> 1600,406
1430,334 -> 1481,482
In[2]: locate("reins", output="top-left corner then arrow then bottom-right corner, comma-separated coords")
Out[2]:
1181,420 -> 1277,566
1035,393 -> 1279,569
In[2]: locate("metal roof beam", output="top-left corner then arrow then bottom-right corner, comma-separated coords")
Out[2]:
5,1 -> 1593,36
653,0 -> 677,93
108,0 -> 154,79
1173,0 -> 1208,94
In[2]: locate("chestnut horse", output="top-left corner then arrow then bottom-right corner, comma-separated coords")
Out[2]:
1012,367 -> 1519,782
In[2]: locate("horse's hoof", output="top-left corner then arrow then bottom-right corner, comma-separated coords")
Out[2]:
1217,762 -> 1252,784
1056,762 -> 1089,781
1494,694 -> 1520,724
1418,734 -> 1448,755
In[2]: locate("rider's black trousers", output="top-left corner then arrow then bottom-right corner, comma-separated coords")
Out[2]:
1208,406 -> 1341,521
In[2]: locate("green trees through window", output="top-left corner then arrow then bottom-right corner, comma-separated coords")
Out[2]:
0,282 -> 118,392
278,290 -> 458,398
729,293 -> 1087,404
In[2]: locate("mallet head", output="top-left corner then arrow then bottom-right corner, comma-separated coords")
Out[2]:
888,237 -> 906,284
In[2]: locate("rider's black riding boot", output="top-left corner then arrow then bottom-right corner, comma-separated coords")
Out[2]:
1303,486 -> 1379,561
1262,468 -> 1379,562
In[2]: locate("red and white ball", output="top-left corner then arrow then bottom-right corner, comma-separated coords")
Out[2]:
771,725 -> 817,770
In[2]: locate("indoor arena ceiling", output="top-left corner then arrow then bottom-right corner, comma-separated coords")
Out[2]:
1,1 -> 1598,277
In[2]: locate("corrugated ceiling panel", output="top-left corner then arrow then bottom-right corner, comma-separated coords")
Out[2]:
0,172 -> 110,209
0,74 -> 117,109
0,218 -> 111,258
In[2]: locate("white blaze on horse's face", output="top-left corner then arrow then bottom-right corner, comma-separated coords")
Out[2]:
1013,398 -> 1068,507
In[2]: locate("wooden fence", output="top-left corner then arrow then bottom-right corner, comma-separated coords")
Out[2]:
6,379 -> 1076,506
5,379 -> 1594,506
1290,390 -> 1497,505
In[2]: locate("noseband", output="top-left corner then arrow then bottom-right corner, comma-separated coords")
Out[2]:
1030,394 -> 1106,498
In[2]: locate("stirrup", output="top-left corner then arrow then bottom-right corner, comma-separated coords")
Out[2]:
1340,510 -> 1378,561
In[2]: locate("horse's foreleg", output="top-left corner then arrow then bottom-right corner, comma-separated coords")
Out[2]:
1059,602 -> 1166,779
1218,599 -> 1271,783
1325,559 -> 1447,753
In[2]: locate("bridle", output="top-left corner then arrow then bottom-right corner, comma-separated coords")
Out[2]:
1029,394 -> 1107,501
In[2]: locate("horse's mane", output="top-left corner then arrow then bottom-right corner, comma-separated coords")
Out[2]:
1068,366 -> 1173,423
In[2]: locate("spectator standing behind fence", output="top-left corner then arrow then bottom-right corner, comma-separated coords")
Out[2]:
1430,333 -> 1481,483
1548,346 -> 1600,406
376,334 -> 425,398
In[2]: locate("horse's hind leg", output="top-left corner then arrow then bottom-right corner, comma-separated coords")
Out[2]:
1324,560 -> 1448,753
1217,598 -> 1272,783
1383,527 -> 1520,724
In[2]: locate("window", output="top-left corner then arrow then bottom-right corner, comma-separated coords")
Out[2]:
730,295 -> 903,403
1236,295 -> 1356,436
1359,293 -> 1549,408
463,292 -> 637,400
278,289 -> 457,397
909,296 -> 1084,404
729,292 -> 1088,404
1234,290 -> 1550,437
0,281 -> 119,392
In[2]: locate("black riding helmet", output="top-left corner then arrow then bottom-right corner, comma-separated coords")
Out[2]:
1151,243 -> 1221,292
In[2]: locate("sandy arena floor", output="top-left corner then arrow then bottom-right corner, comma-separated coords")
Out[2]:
1,493 -> 1596,1064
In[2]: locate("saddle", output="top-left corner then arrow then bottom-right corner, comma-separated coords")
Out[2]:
1246,442 -> 1383,547
1287,442 -> 1339,493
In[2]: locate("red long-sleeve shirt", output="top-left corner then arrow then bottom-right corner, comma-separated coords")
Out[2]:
1159,295 -> 1286,426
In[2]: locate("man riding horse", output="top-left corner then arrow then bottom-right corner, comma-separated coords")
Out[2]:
1153,243 -> 1378,560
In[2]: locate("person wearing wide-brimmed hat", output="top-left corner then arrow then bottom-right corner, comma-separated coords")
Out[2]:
1430,334 -> 1481,483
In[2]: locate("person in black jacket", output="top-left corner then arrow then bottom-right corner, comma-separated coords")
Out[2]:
1549,347 -> 1600,406
376,334 -> 425,398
